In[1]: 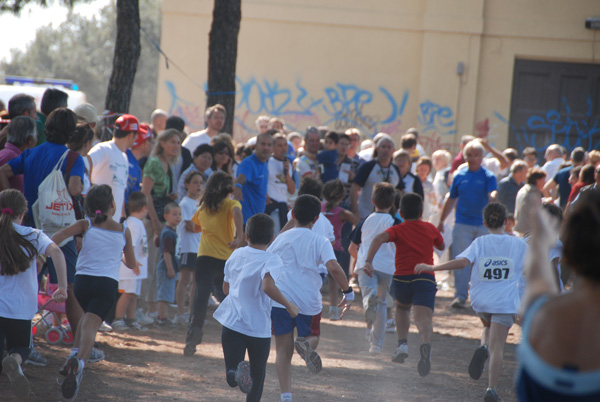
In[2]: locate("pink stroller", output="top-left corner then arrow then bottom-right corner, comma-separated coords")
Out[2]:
32,283 -> 74,345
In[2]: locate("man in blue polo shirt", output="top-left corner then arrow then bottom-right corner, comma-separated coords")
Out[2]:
234,133 -> 273,224
437,139 -> 497,309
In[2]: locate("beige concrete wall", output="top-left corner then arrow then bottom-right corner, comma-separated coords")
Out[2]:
157,0 -> 600,153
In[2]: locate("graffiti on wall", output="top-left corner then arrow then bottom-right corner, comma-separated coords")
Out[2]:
496,96 -> 600,154
165,77 -> 464,153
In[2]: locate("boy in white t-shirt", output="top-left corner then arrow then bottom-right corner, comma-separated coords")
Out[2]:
112,192 -> 149,331
350,182 -> 398,354
268,194 -> 354,402
415,202 -> 527,402
213,213 -> 298,401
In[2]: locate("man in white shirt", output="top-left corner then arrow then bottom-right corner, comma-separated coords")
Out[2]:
541,144 -> 565,183
88,114 -> 138,222
181,104 -> 225,153
266,134 -> 295,232
294,126 -> 321,180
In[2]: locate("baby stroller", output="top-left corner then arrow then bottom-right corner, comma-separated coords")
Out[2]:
32,282 -> 74,345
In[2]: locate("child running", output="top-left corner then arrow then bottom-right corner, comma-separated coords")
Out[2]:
112,191 -> 149,332
364,193 -> 444,375
175,170 -> 204,325
0,189 -> 68,398
321,179 -> 359,320
53,184 -> 137,400
415,202 -> 528,401
267,194 -> 354,402
350,182 -> 398,354
156,202 -> 182,326
214,213 -> 299,401
184,171 -> 244,356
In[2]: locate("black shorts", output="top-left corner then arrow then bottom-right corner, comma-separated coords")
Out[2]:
180,252 -> 197,270
0,317 -> 31,367
74,275 -> 118,321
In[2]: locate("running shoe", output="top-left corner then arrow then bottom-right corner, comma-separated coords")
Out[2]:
128,320 -> 148,332
88,347 -> 105,363
385,319 -> 396,333
294,337 -> 322,374
135,309 -> 155,326
369,345 -> 382,354
417,343 -> 432,377
61,357 -> 83,400
450,298 -> 466,309
3,355 -> 30,397
469,345 -> 489,380
111,319 -> 130,331
484,387 -> 500,402
235,361 -> 253,394
329,306 -> 340,321
98,321 -> 113,332
364,293 -> 379,323
392,343 -> 408,363
24,346 -> 47,366
184,325 -> 203,356
172,314 -> 189,327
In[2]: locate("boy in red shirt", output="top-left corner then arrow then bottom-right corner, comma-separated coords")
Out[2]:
363,193 -> 444,377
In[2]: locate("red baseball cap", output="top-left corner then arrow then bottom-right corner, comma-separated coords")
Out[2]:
133,123 -> 152,148
115,114 -> 139,132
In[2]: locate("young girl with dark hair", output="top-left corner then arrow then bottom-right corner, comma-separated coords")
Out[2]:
53,184 -> 137,400
415,202 -> 528,402
184,171 -> 244,356
0,189 -> 67,398
321,179 -> 359,320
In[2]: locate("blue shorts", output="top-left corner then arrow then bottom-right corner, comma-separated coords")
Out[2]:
47,239 -> 78,284
157,263 -> 176,303
391,273 -> 437,310
271,307 -> 321,338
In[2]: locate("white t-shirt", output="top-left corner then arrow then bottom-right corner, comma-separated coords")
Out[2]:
88,141 -> 128,222
0,224 -> 52,320
295,155 -> 320,180
177,196 -> 200,254
457,234 -> 528,314
213,247 -> 282,338
356,212 -> 396,275
286,210 -> 334,274
77,219 -> 127,282
268,227 -> 337,315
542,158 -> 564,183
267,157 -> 292,203
359,148 -> 375,162
182,129 -> 211,154
119,216 -> 147,281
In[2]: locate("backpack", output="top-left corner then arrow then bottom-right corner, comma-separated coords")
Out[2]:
32,150 -> 77,243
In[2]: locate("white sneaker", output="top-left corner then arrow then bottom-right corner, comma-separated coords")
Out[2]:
369,345 -> 382,354
88,347 -> 105,363
111,319 -> 130,331
129,321 -> 148,332
385,319 -> 396,333
392,343 -> 409,363
3,355 -> 30,397
98,321 -> 113,332
172,314 -> 188,326
329,306 -> 340,321
136,309 -> 155,326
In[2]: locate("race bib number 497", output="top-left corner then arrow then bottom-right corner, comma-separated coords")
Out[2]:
479,257 -> 513,281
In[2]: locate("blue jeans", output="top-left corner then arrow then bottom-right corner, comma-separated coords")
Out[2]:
357,270 -> 392,348
451,222 -> 489,301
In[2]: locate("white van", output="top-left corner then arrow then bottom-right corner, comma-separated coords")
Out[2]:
0,75 -> 87,111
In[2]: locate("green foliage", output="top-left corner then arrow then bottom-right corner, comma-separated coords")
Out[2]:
0,0 -> 89,13
1,0 -> 161,122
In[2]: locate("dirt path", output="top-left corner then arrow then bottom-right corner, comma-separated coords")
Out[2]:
2,290 -> 521,402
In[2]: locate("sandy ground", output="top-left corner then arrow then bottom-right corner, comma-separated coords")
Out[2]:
1,290 -> 522,402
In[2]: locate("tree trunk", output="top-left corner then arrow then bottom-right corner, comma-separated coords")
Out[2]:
206,0 -> 241,137
105,0 -> 141,114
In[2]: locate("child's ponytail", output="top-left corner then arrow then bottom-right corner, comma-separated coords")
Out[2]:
84,185 -> 113,224
0,189 -> 38,276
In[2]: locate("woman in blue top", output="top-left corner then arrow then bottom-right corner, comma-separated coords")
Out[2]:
517,190 -> 600,401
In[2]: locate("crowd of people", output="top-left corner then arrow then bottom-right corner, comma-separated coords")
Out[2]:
0,88 -> 599,402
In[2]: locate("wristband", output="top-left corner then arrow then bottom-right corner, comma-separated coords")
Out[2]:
342,287 -> 353,294
234,183 -> 243,189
